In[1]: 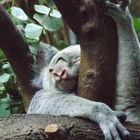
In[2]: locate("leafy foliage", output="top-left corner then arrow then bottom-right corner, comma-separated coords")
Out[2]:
133,17 -> 140,39
0,0 -> 69,117
0,57 -> 23,117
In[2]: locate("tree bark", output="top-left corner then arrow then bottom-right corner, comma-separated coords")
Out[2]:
129,0 -> 140,16
53,0 -> 118,107
0,114 -> 139,140
0,5 -> 38,111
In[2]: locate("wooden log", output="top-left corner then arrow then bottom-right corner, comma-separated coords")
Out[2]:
0,114 -> 140,140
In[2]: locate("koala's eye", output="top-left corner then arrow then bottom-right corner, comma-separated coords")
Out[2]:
56,57 -> 67,63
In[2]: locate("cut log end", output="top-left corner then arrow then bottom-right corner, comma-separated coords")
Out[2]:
45,124 -> 59,133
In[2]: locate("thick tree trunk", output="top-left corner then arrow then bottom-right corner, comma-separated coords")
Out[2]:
0,5 -> 38,111
53,0 -> 118,107
0,114 -> 139,140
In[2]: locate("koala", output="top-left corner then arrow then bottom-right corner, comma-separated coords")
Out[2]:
106,0 -> 140,123
27,1 -> 137,140
28,45 -> 129,140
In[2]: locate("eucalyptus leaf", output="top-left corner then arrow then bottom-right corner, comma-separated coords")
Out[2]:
0,97 -> 11,117
29,45 -> 38,55
0,49 -> 5,60
26,38 -> 40,43
25,23 -> 43,40
38,0 -> 46,4
56,40 -> 69,50
34,5 -> 61,18
16,25 -> 24,31
2,63 -> 14,74
0,85 -> 7,99
0,73 -> 10,83
34,13 -> 63,32
10,6 -> 28,21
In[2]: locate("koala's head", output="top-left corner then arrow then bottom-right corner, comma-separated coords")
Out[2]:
43,45 -> 80,92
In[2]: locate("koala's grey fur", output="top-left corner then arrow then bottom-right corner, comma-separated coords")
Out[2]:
106,0 -> 140,123
27,1 -> 140,140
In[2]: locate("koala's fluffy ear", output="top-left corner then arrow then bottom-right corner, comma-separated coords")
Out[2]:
32,43 -> 59,89
36,43 -> 59,71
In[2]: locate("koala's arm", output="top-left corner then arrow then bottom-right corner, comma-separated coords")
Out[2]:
28,90 -> 129,140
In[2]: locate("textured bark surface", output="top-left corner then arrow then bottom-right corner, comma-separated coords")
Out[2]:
0,114 -> 140,140
53,0 -> 118,107
0,5 -> 38,111
129,0 -> 140,16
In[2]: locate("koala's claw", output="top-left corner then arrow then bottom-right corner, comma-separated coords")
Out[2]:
120,0 -> 129,11
105,0 -> 132,23
99,116 -> 130,140
105,0 -> 129,12
94,104 -> 130,140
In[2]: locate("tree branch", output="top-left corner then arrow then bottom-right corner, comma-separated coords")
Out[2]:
0,114 -> 139,140
0,5 -> 38,111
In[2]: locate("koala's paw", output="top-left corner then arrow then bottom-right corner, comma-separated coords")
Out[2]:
105,0 -> 132,23
93,103 -> 130,140
106,0 -> 129,11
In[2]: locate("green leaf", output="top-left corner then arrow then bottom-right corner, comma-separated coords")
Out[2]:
2,63 -> 14,74
34,13 -> 63,32
2,63 -> 10,70
29,45 -> 38,55
34,5 -> 61,18
56,40 -> 69,50
0,96 -> 11,117
0,85 -> 7,99
25,23 -> 43,40
38,0 -> 46,5
10,6 -> 28,21
0,49 -> 5,60
0,73 -> 10,83
16,25 -> 24,31
133,17 -> 140,33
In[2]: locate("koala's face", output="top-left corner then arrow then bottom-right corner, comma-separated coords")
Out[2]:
48,45 -> 80,92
